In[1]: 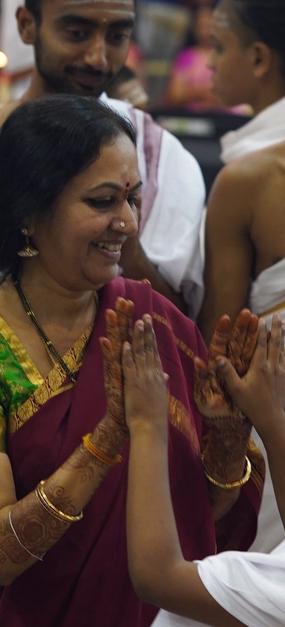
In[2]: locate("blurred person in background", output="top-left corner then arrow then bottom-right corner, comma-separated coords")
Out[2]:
0,0 -> 207,319
165,4 -> 222,111
198,0 -> 285,555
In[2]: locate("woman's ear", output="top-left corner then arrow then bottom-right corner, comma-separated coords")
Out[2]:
251,41 -> 273,79
16,6 -> 38,45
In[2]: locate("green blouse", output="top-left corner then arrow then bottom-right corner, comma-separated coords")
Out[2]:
0,316 -> 44,451
0,316 -> 89,452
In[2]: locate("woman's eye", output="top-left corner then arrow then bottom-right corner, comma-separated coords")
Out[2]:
86,197 -> 115,210
128,195 -> 141,209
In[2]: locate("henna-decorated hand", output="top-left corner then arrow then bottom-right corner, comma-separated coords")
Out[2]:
194,309 -> 259,422
217,315 -> 285,442
99,297 -> 134,428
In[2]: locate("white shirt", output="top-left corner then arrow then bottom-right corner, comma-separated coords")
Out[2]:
152,541 -> 285,627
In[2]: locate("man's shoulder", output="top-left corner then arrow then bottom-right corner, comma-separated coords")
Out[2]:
0,101 -> 20,127
220,141 -> 285,182
104,95 -> 187,147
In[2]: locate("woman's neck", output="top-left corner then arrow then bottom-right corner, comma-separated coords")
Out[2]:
18,264 -> 97,328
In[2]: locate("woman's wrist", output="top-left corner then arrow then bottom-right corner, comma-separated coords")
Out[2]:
91,414 -> 127,458
203,416 -> 251,483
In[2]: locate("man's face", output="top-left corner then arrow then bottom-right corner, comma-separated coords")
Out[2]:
31,0 -> 135,96
207,1 -> 256,108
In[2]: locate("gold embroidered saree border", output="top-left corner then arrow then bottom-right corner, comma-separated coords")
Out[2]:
152,313 -> 199,452
0,316 -> 44,387
247,437 -> 266,495
152,312 -> 195,360
11,326 -> 92,433
169,395 -> 200,455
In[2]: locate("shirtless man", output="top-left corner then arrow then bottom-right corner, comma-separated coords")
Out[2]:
198,0 -> 285,553
0,0 -> 206,316
198,0 -> 285,340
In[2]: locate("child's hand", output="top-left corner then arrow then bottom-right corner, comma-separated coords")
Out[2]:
216,315 -> 285,443
122,315 -> 169,432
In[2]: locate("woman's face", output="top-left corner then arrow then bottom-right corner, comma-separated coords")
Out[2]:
208,1 -> 256,107
31,133 -> 141,291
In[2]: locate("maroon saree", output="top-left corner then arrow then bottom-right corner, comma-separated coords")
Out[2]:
1,278 -> 263,627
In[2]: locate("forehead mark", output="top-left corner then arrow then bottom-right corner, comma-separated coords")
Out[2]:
61,1 -> 134,10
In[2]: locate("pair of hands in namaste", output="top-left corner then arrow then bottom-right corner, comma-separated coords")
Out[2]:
99,298 -> 260,431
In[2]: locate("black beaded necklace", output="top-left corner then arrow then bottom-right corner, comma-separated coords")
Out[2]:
15,281 -> 96,384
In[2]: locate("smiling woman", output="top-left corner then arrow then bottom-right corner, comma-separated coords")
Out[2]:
0,94 -> 264,627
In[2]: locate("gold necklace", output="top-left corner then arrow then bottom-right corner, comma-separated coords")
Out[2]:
15,281 -> 98,384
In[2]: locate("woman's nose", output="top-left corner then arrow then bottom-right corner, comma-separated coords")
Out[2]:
112,201 -> 139,235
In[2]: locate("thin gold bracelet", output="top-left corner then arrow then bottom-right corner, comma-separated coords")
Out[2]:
9,510 -> 44,561
35,480 -> 83,523
202,455 -> 252,490
82,433 -> 123,466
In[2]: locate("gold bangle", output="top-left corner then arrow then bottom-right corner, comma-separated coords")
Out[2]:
35,480 -> 83,523
82,433 -> 123,466
202,455 -> 252,490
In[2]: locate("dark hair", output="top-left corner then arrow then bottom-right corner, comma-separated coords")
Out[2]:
25,0 -> 41,22
25,0 -> 137,23
0,94 -> 136,279
222,0 -> 285,72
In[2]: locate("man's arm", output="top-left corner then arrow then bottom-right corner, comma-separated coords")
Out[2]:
198,164 -> 254,343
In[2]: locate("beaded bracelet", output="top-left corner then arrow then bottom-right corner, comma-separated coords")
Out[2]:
82,433 -> 123,466
35,480 -> 83,523
202,455 -> 252,490
8,510 -> 44,561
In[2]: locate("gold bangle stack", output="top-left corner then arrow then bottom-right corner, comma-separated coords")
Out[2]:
82,433 -> 123,466
202,455 -> 252,490
35,480 -> 83,523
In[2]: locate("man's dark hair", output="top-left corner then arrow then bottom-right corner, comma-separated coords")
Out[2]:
25,0 -> 42,22
25,0 -> 137,23
0,94 -> 136,279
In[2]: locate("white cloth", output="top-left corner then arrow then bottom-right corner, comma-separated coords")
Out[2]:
221,97 -> 285,163
100,94 -> 206,318
219,98 -> 285,553
249,259 -> 285,552
250,258 -> 285,323
152,541 -> 285,627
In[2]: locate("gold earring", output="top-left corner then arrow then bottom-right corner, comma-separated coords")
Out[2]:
17,228 -> 39,258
